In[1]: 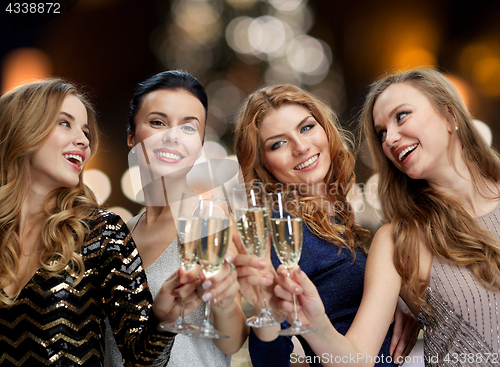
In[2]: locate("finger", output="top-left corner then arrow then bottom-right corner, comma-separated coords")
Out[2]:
238,273 -> 274,287
203,266 -> 238,301
212,281 -> 240,307
393,325 -> 419,363
274,284 -> 294,302
232,233 -> 247,255
276,267 -> 302,294
179,265 -> 200,284
233,254 -> 267,270
176,281 -> 199,299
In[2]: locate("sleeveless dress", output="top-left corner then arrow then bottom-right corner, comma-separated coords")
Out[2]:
104,215 -> 231,367
249,220 -> 396,367
417,202 -> 500,366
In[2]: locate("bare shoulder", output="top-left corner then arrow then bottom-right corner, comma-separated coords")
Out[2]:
371,223 -> 395,250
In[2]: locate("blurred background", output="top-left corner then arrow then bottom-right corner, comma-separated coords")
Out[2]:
2,0 -> 499,365
2,0 -> 500,231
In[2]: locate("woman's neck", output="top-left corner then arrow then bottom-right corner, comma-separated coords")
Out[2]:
142,176 -> 190,208
426,161 -> 499,217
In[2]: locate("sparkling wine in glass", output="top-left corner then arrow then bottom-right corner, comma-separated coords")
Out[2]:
158,190 -> 201,336
233,181 -> 282,327
197,197 -> 231,339
270,190 -> 317,336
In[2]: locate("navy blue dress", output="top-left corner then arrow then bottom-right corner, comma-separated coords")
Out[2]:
249,221 -> 396,367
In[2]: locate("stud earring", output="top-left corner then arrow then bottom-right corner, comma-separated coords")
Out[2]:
131,148 -> 136,154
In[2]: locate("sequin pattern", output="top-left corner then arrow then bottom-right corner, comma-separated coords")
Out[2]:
0,211 -> 174,366
417,203 -> 500,366
104,238 -> 230,367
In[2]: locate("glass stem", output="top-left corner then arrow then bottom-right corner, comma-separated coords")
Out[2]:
259,285 -> 269,316
203,300 -> 213,329
177,301 -> 186,324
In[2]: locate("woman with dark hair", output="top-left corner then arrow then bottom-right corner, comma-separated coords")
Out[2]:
233,83 -> 417,367
0,79 -> 188,366
271,68 -> 500,366
104,70 -> 247,367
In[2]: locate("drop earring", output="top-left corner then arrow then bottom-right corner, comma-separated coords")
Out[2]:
455,126 -> 458,131
131,147 -> 136,154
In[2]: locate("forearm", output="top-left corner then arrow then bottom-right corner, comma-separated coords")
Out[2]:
301,313 -> 379,367
211,299 -> 249,355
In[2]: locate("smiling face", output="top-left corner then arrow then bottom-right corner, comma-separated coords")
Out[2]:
28,94 -> 91,193
259,103 -> 331,190
128,89 -> 205,182
372,82 -> 455,181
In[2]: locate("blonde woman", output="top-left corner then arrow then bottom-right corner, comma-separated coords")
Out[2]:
0,79 -> 198,366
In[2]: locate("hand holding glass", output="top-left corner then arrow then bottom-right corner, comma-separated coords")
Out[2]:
270,190 -> 316,335
232,181 -> 282,327
197,197 -> 231,339
158,190 -> 201,336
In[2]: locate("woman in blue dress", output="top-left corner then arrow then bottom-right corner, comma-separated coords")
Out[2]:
233,84 -> 418,366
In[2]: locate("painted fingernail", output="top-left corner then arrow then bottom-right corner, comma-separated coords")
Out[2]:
202,292 -> 213,302
202,280 -> 212,290
225,255 -> 233,263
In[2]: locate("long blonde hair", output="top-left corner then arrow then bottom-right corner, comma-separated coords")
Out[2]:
0,79 -> 100,304
235,84 -> 369,254
362,67 -> 500,306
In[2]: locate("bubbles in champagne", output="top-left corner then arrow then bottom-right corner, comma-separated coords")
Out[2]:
177,217 -> 200,271
270,217 -> 303,268
235,207 -> 270,258
198,217 -> 230,277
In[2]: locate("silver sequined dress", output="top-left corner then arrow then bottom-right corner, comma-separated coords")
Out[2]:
417,202 -> 500,366
104,235 -> 231,367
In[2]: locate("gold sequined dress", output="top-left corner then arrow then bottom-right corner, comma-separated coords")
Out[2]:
0,211 -> 175,366
417,202 -> 500,366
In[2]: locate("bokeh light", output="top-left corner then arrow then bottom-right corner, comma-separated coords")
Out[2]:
121,166 -> 145,204
472,119 -> 493,147
83,169 -> 111,205
1,48 -> 52,93
269,0 -> 305,12
459,41 -> 500,96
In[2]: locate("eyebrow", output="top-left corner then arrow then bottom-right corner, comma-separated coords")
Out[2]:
60,111 -> 75,121
264,115 -> 313,144
373,103 -> 410,130
146,111 -> 201,125
60,111 -> 90,131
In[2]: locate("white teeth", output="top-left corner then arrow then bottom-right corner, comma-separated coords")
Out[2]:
64,154 -> 83,166
156,151 -> 182,160
294,154 -> 318,170
398,144 -> 418,161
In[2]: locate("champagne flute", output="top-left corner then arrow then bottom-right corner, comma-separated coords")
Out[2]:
232,181 -> 282,327
270,190 -> 316,335
197,197 -> 231,339
158,189 -> 201,336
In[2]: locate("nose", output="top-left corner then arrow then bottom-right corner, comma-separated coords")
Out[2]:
384,127 -> 401,148
74,130 -> 89,148
292,136 -> 310,156
162,126 -> 179,144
